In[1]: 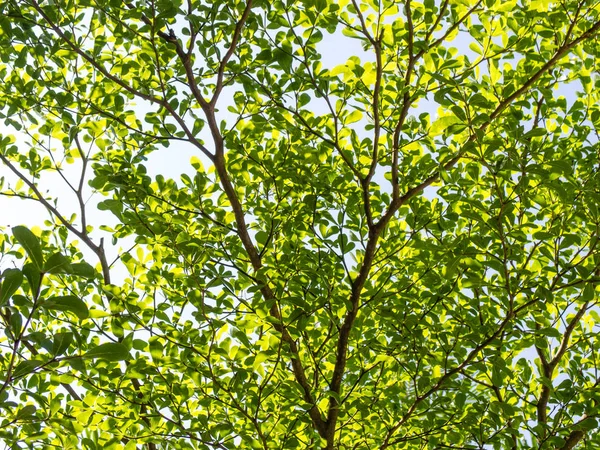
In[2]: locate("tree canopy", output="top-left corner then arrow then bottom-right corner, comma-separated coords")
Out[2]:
1,0 -> 600,448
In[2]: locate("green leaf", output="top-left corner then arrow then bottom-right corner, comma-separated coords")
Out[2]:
273,48 -> 293,72
42,295 -> 89,320
345,110 -> 362,125
255,48 -> 272,62
14,404 -> 37,421
149,336 -> 163,361
12,226 -> 44,271
12,360 -> 44,379
52,332 -> 73,356
9,312 -> 22,336
581,284 -> 595,302
70,262 -> 96,278
0,269 -> 23,306
44,252 -> 73,274
83,343 -> 130,361
22,263 -> 41,296
524,127 -> 547,138
579,417 -> 598,431
430,115 -> 462,134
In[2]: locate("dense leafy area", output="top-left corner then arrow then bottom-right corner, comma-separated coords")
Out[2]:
1,0 -> 600,448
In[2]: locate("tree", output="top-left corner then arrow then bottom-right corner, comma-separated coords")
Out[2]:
0,0 -> 599,448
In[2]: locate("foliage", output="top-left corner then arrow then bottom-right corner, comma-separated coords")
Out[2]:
1,0 -> 600,448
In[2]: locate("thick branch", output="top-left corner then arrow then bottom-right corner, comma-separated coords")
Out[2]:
537,301 -> 589,432
325,14 -> 600,447
560,431 -> 585,450
211,0 -> 254,106
162,0 -> 327,437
